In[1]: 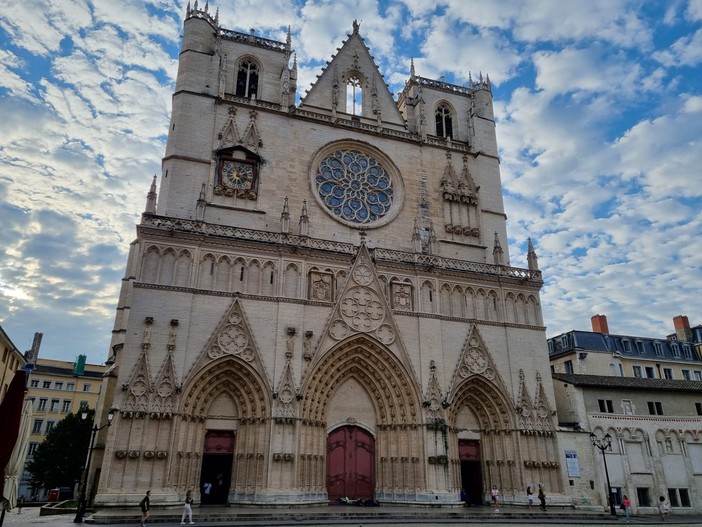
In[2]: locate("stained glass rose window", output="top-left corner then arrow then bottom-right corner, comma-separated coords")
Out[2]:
315,149 -> 394,225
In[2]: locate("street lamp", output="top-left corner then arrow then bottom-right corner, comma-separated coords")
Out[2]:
74,408 -> 115,523
590,431 -> 616,516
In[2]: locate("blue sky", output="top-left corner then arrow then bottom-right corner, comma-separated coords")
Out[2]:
0,0 -> 701,365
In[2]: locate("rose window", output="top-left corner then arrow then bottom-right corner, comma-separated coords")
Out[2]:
315,149 -> 394,224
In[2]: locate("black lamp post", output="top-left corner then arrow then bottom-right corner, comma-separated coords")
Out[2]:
74,408 -> 115,523
590,431 -> 616,516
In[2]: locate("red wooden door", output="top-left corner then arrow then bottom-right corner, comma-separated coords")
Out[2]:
326,426 -> 375,501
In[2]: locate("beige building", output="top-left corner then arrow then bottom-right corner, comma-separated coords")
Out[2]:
20,357 -> 106,499
0,324 -> 26,400
549,314 -> 702,514
97,5 -> 565,509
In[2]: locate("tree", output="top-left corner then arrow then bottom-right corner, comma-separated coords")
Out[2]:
27,409 -> 94,491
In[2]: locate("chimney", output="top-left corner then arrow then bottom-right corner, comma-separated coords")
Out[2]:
591,314 -> 609,334
673,315 -> 693,342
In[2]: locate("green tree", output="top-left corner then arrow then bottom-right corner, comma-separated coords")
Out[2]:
27,409 -> 94,490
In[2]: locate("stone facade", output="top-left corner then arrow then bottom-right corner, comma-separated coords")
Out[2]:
96,4 -> 563,508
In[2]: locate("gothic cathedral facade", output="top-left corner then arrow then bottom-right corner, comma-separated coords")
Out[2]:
97,4 -> 563,508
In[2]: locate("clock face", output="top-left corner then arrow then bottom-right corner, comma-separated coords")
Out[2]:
222,160 -> 254,189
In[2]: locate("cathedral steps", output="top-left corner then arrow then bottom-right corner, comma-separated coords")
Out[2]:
87,505 -> 620,524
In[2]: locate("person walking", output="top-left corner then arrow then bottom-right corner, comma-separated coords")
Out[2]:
491,485 -> 500,512
622,495 -> 631,523
538,484 -> 547,511
659,495 -> 671,522
139,490 -> 151,527
181,490 -> 194,525
526,486 -> 534,510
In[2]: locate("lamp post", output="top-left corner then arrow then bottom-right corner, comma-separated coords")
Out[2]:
590,431 -> 616,516
74,408 -> 114,523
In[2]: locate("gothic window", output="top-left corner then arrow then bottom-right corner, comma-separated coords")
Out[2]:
315,149 -> 395,225
247,260 -> 261,294
440,284 -> 451,315
435,103 -> 453,138
232,258 -> 246,292
236,59 -> 259,98
420,281 -> 435,313
346,75 -> 362,115
142,246 -> 160,283
198,254 -> 216,289
261,262 -> 275,296
174,250 -> 192,287
215,256 -> 231,291
160,249 -> 176,285
283,263 -> 300,298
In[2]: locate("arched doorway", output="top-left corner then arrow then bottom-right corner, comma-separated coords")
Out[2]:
326,425 -> 375,501
459,439 -> 482,505
200,430 -> 234,505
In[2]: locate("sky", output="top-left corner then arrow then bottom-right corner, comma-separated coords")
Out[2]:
0,0 -> 701,365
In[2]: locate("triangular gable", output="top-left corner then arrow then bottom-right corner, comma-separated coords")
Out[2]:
307,243 -> 417,379
240,110 -> 262,152
273,360 -> 298,420
151,351 -> 177,419
516,369 -> 536,430
122,350 -> 151,414
184,298 -> 271,390
217,107 -> 241,148
533,371 -> 555,431
423,359 -> 445,420
299,24 -> 405,126
447,324 -> 511,403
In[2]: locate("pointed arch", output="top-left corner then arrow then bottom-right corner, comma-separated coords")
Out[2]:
235,56 -> 260,98
198,253 -> 216,289
434,101 -> 454,139
174,249 -> 193,287
142,245 -> 160,283
181,355 -> 271,418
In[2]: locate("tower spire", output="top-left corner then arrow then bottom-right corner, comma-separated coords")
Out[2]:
299,200 -> 309,236
281,197 -> 290,234
492,231 -> 504,265
527,237 -> 539,271
145,175 -> 157,215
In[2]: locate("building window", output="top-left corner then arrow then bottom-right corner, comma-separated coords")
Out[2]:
682,344 -> 693,359
66,382 -> 75,391
622,339 -> 632,353
645,366 -> 655,378
37,398 -> 47,412
55,381 -> 63,390
50,399 -> 59,412
83,384 -> 92,392
32,419 -> 43,434
695,371 -> 702,381
663,368 -> 673,379
682,369 -> 691,381
647,401 -> 664,415
42,380 -> 51,389
695,402 -> 702,416
79,400 -> 88,409
564,360 -> 574,374
235,59 -> 259,98
61,400 -> 71,413
633,366 -> 642,378
635,340 -> 644,354
670,342 -> 680,358
346,75 -> 363,115
435,104 -> 453,138
598,399 -> 614,413
636,487 -> 651,507
27,442 -> 39,456
31,379 -> 39,388
668,488 -> 691,507
45,420 -> 55,434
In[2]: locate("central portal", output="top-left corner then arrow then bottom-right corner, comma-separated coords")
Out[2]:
326,425 -> 375,501
459,439 -> 483,506
200,430 -> 234,505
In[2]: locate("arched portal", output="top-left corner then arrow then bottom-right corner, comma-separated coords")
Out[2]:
175,356 -> 271,502
327,425 -> 375,501
448,375 -> 518,501
300,335 -> 423,502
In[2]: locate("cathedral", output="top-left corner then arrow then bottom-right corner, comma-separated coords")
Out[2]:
96,3 -> 564,508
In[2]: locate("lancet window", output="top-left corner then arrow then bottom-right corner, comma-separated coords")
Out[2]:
236,59 -> 259,98
435,103 -> 453,139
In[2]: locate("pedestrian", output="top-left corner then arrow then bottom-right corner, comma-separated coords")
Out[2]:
622,494 -> 631,523
538,484 -> 546,511
139,490 -> 151,527
181,490 -> 194,525
491,485 -> 500,512
202,481 -> 212,505
459,488 -> 467,506
526,486 -> 534,510
659,495 -> 671,522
